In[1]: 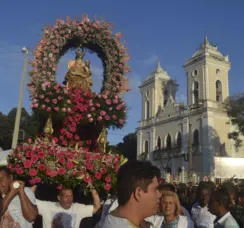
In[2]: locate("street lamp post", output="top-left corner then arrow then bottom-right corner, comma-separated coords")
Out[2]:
187,107 -> 193,179
11,47 -> 29,149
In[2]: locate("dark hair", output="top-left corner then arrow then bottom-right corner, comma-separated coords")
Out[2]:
0,166 -> 12,176
212,188 -> 231,210
222,181 -> 235,195
158,183 -> 176,192
57,188 -> 73,196
116,160 -> 160,206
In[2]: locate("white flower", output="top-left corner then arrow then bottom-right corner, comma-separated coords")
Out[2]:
49,53 -> 53,58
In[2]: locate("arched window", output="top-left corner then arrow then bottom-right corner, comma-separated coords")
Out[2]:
216,80 -> 222,102
166,134 -> 172,149
193,130 -> 199,145
164,90 -> 168,106
176,132 -> 182,148
145,100 -> 150,119
157,137 -> 161,149
144,141 -> 149,153
192,81 -> 199,104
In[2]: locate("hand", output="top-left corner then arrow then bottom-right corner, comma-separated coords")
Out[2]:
88,183 -> 97,193
9,181 -> 20,196
18,181 -> 25,193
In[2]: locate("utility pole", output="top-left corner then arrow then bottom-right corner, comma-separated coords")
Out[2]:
188,112 -> 193,180
11,47 -> 28,149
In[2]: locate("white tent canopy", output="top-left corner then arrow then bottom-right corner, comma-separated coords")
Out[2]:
0,150 -> 11,166
215,157 -> 244,179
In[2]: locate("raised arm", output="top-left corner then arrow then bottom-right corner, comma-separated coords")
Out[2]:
0,186 -> 18,217
90,185 -> 101,214
18,181 -> 38,222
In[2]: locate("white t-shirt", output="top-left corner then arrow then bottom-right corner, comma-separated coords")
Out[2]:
214,212 -> 239,228
36,199 -> 94,228
5,187 -> 36,228
191,202 -> 216,228
95,198 -> 118,228
99,214 -> 139,228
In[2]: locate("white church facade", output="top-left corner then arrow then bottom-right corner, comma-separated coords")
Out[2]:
137,37 -> 244,178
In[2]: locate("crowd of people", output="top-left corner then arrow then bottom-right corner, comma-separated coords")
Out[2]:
0,161 -> 244,228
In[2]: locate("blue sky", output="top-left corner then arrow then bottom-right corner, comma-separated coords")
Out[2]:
0,0 -> 244,145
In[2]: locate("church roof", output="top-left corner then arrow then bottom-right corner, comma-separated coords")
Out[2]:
144,60 -> 171,82
191,36 -> 228,60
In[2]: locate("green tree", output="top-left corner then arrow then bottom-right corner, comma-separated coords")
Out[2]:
224,93 -> 244,150
116,132 -> 137,160
0,112 -> 13,150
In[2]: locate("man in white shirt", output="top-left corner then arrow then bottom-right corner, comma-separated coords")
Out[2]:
0,166 -> 38,227
33,185 -> 101,228
99,160 -> 161,228
209,188 -> 239,228
191,186 -> 216,228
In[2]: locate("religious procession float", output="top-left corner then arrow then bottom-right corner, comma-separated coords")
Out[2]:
7,15 -> 130,194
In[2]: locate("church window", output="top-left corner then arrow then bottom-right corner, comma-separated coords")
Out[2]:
164,90 -> 168,106
192,81 -> 199,104
192,69 -> 198,77
216,80 -> 222,102
176,132 -> 182,148
216,69 -> 220,75
166,134 -> 172,149
144,141 -> 149,153
193,129 -> 199,145
145,100 -> 150,119
157,137 -> 161,149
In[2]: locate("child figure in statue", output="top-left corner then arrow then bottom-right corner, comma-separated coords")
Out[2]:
63,47 -> 93,93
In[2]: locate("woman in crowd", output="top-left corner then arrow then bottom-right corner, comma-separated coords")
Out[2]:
151,191 -> 194,228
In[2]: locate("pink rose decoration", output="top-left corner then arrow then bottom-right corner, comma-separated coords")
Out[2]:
100,111 -> 106,116
106,99 -> 112,105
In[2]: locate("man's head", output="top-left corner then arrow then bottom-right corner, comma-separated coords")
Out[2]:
57,189 -> 73,209
0,166 -> 13,195
222,181 -> 235,204
198,187 -> 212,207
208,188 -> 231,217
116,160 -> 161,218
158,183 -> 176,193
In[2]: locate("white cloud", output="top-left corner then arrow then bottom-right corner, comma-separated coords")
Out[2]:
143,54 -> 158,66
176,94 -> 187,104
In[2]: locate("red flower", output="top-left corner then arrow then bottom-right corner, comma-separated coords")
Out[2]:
67,161 -> 74,170
100,168 -> 107,174
31,155 -> 39,163
57,168 -> 66,175
104,183 -> 111,191
95,172 -> 102,180
87,163 -> 93,171
16,168 -> 23,175
29,168 -> 37,177
38,152 -> 45,159
84,174 -> 92,183
86,140 -> 92,145
67,153 -> 74,159
38,164 -> 45,171
105,175 -> 111,183
24,160 -> 32,168
56,185 -> 63,190
46,169 -> 57,177
26,150 -> 33,158
58,158 -> 66,165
